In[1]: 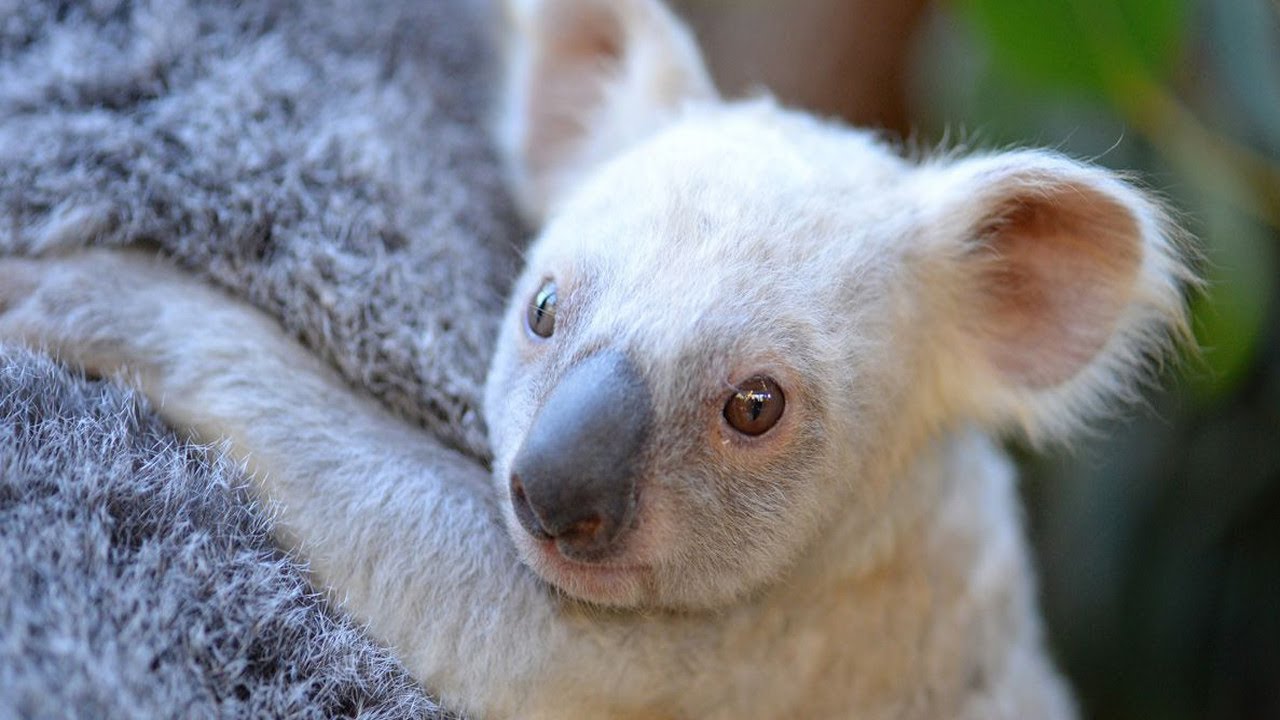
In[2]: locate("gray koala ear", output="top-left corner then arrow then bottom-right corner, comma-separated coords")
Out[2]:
914,150 -> 1195,439
499,0 -> 717,224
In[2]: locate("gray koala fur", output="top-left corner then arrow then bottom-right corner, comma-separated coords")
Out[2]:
0,347 -> 451,719
0,0 -> 525,716
0,0 -> 524,459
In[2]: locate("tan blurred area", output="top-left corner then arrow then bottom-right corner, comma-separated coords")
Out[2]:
672,0 -> 929,135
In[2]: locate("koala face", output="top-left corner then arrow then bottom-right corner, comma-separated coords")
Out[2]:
488,0 -> 1189,611
486,106 -> 927,609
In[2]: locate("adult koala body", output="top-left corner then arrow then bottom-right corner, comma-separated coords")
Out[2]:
0,0 -> 1193,717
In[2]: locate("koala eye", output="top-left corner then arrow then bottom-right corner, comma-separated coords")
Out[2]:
526,280 -> 558,338
723,376 -> 785,436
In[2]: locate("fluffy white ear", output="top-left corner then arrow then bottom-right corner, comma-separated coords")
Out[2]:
499,0 -> 717,223
914,151 -> 1196,441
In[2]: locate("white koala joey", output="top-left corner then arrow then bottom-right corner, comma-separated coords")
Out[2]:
0,0 -> 1194,717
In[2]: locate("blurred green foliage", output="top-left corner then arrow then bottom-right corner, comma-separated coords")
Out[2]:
961,0 -> 1189,93
911,1 -> 1280,718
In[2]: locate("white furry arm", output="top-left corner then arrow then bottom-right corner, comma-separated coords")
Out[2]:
0,250 -> 636,719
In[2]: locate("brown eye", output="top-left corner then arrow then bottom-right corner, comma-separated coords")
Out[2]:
723,376 -> 785,436
526,280 -> 558,338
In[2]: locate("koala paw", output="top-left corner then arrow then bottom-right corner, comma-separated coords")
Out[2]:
0,256 -> 41,316
0,255 -> 75,350
0,250 -> 165,375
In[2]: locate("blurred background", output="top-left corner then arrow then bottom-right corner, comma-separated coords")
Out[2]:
671,1 -> 1280,718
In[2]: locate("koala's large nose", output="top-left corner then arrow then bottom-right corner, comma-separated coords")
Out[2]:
509,350 -> 652,561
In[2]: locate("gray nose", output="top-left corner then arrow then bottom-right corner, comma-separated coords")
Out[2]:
509,350 -> 652,561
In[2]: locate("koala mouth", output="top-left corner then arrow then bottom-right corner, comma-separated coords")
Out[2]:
524,537 -> 652,605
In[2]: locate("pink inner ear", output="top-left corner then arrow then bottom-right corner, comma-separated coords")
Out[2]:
977,183 -> 1143,389
524,4 -> 624,184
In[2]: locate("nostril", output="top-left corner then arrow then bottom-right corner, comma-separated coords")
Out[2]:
560,515 -> 605,547
510,471 -> 619,557
558,512 -> 630,561
509,474 -> 551,540
567,516 -> 602,539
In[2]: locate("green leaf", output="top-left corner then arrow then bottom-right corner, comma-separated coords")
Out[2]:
954,0 -> 1190,95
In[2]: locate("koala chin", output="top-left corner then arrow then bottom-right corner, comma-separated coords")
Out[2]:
0,0 -> 1196,717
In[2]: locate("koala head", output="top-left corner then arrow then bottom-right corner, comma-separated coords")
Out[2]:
484,0 -> 1193,610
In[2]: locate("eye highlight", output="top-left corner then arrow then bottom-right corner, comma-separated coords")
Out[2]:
526,280 -> 558,338
723,376 -> 785,436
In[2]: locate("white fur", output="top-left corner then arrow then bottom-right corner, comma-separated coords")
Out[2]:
0,1 -> 1194,717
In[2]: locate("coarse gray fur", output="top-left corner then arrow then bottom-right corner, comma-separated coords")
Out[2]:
0,0 -> 523,716
0,0 -> 524,460
0,346 -> 450,719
